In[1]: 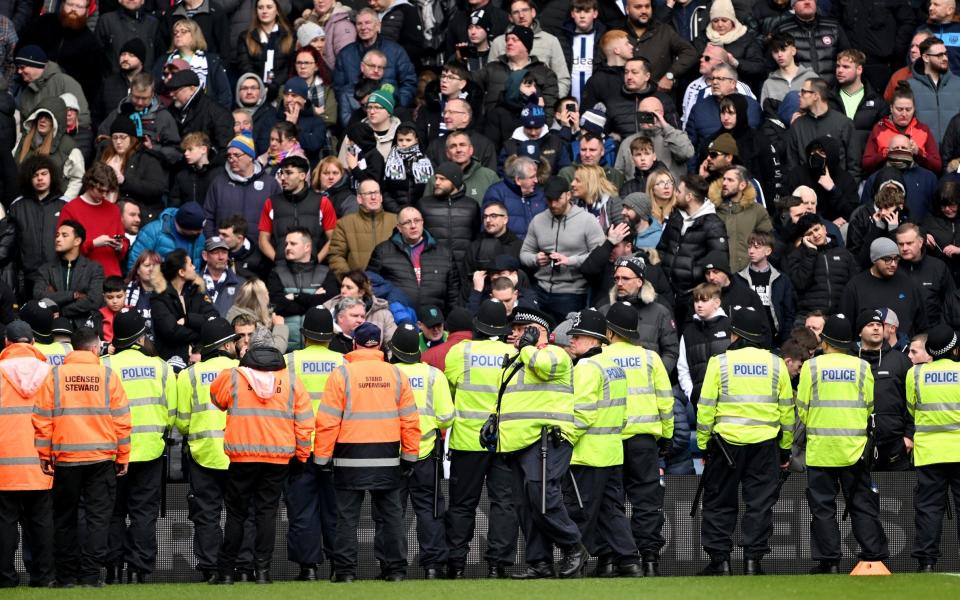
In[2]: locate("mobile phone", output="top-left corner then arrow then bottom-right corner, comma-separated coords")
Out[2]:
565,102 -> 577,113
114,235 -> 123,242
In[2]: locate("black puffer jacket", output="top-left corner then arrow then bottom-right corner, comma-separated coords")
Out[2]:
416,189 -> 480,266
170,158 -> 219,207
922,200 -> 960,282
476,55 -> 559,121
367,230 -> 461,312
104,147 -> 169,223
149,278 -> 218,363
826,82 -> 889,168
8,194 -> 67,288
838,0 -> 916,66
680,312 -> 731,406
581,64 -> 623,114
168,88 -> 234,154
324,175 -> 358,217
857,343 -> 913,445
656,205 -> 729,295
781,238 -> 858,318
606,85 -> 679,138
767,14 -> 849,86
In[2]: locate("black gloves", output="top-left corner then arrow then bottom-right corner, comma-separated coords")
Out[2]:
657,437 -> 673,459
400,458 -> 416,478
518,325 -> 540,350
479,414 -> 499,452
779,448 -> 792,466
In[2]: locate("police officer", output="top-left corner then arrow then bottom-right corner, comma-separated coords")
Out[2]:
283,307 -> 344,581
209,328 -> 314,585
696,307 -> 795,576
20,300 -> 72,366
102,311 -> 177,584
565,309 -> 641,577
602,301 -> 674,576
174,317 -> 240,582
443,299 -> 519,579
906,324 -> 960,573
388,324 -> 455,579
498,308 -> 586,580
797,314 -> 888,574
315,322 -> 420,582
33,327 -> 130,588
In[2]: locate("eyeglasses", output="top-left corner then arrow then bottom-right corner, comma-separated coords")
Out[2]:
443,109 -> 468,117
239,84 -> 260,92
365,104 -> 386,111
225,152 -> 247,161
399,218 -> 423,227
708,76 -> 735,83
483,213 -> 507,219
878,255 -> 901,263
362,62 -> 386,71
358,191 -> 381,198
707,151 -> 724,159
799,88 -> 816,95
654,180 -> 674,187
613,276 -> 639,283
173,28 -> 191,35
925,51 -> 948,58
699,55 -> 712,62
440,74 -> 463,81
111,134 -> 130,142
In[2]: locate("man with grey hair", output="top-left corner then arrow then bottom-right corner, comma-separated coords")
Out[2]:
685,62 -> 762,156
425,99 -> 497,170
423,131 -> 499,201
329,296 -> 367,354
481,156 -> 545,239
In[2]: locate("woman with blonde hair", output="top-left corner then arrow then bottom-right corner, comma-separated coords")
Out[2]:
14,97 -> 84,198
155,18 -> 233,109
322,269 -> 396,341
570,164 -> 622,230
236,0 -> 296,101
125,250 -> 163,340
645,168 -> 677,224
225,278 -> 291,352
312,156 -> 357,216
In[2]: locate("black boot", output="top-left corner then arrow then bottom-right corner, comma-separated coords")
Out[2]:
511,562 -> 555,580
744,559 -> 764,576
809,561 -> 840,574
210,574 -> 234,585
297,565 -> 318,581
382,572 -> 405,582
235,570 -> 254,582
616,563 -> 643,578
642,556 -> 661,577
592,556 -> 615,578
447,564 -> 465,579
255,570 -> 272,584
698,557 -> 731,576
918,561 -> 936,573
127,570 -> 147,584
104,565 -> 122,585
331,572 -> 355,583
558,544 -> 588,578
487,564 -> 508,578
200,570 -> 217,584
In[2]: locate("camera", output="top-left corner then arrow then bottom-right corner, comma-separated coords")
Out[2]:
564,102 -> 577,113
637,111 -> 657,125
460,44 -> 478,59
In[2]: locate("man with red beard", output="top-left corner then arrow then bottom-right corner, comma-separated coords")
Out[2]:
19,0 -> 103,107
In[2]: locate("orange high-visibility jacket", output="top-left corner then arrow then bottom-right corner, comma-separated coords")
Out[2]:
210,363 -> 313,464
33,351 -> 131,465
0,344 -> 53,491
314,348 -> 420,469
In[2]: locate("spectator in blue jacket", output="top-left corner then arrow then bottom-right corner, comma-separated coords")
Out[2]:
685,64 -> 761,170
332,8 -> 416,126
127,202 -> 206,271
481,155 -> 546,240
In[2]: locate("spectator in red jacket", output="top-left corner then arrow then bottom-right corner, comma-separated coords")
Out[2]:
57,164 -> 129,278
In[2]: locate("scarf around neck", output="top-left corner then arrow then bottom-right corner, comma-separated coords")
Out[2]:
384,143 -> 434,184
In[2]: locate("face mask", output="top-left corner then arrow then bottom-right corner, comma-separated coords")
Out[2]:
807,154 -> 826,172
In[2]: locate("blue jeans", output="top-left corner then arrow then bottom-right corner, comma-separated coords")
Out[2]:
538,291 -> 588,325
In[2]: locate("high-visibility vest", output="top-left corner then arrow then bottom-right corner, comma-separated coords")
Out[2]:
907,359 -> 960,467
102,349 -> 176,462
286,344 -> 345,445
210,363 -> 314,464
497,344 -> 575,453
34,342 -> 72,367
697,347 -> 795,450
796,353 -> 874,468
602,341 -> 674,440
0,343 -> 52,491
33,350 -> 131,464
571,354 -> 627,467
444,338 -> 514,452
396,361 -> 455,459
314,348 -> 420,468
175,355 -> 237,470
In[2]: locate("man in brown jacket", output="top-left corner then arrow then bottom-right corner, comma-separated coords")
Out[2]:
327,179 -> 398,278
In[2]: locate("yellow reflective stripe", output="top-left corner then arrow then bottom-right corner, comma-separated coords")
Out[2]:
915,423 -> 960,433
807,427 -> 867,436
333,457 -> 400,467
499,411 -> 574,423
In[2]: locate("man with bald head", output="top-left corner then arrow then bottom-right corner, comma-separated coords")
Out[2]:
858,133 -> 939,222
367,207 -> 461,312
615,96 -> 695,182
425,98 -> 497,170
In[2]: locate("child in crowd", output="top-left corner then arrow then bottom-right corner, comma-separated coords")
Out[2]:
99,276 -> 127,346
677,282 -> 731,406
620,136 -> 667,197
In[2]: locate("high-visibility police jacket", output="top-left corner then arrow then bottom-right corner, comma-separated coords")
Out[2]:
498,344 -> 575,453
34,341 -> 72,367
697,347 -> 795,450
603,341 -> 674,441
286,344 -> 345,445
33,350 -> 131,465
210,363 -> 314,464
907,358 -> 960,467
397,361 -> 455,459
102,349 -> 176,463
796,353 -> 874,468
0,344 -> 52,491
314,348 -> 420,490
444,338 -> 514,452
571,353 -> 628,467
175,355 -> 238,470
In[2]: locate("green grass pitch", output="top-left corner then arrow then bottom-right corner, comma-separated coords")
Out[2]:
5,575 -> 960,599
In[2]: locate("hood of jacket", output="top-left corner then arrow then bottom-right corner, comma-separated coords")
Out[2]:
725,93 -> 751,139
0,343 -> 50,398
24,95 -> 68,147
610,277 -> 658,307
28,61 -> 66,93
225,160 -> 266,184
910,58 -> 956,88
511,125 -> 549,141
237,346 -> 286,400
708,176 -> 757,209
804,135 -> 843,174
235,72 -> 268,110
